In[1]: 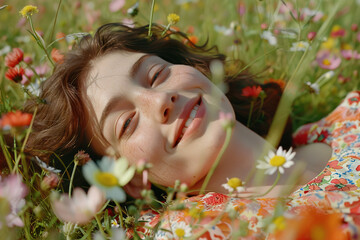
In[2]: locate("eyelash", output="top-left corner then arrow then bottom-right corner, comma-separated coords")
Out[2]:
150,67 -> 164,86
120,113 -> 135,138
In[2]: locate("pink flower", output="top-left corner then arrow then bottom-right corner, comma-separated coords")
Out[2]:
219,111 -> 235,129
316,50 -> 341,70
51,186 -> 106,225
109,0 -> 125,12
341,49 -> 360,60
307,31 -> 316,41
0,174 -> 28,227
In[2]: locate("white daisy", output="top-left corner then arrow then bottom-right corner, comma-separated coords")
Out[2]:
222,177 -> 245,193
260,30 -> 277,46
290,41 -> 310,52
257,146 -> 296,175
82,157 -> 128,202
173,221 -> 192,239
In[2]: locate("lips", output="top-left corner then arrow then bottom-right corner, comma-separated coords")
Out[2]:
173,96 -> 202,147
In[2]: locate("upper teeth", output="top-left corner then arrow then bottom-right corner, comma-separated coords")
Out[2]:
182,104 -> 199,134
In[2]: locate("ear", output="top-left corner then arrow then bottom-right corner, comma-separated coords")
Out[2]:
123,173 -> 151,199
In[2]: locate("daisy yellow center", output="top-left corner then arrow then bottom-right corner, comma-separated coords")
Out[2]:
322,59 -> 331,66
175,228 -> 185,237
269,156 -> 286,167
227,177 -> 243,189
95,172 -> 118,187
273,216 -> 286,231
297,42 -> 305,48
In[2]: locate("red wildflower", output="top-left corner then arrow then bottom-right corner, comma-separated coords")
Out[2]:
5,67 -> 25,83
51,48 -> 64,64
241,86 -> 262,98
5,48 -> 24,68
0,111 -> 33,129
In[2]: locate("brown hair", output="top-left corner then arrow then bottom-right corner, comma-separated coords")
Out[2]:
23,23 -> 291,172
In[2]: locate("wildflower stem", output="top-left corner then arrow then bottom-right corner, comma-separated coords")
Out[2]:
247,100 -> 255,127
0,132 -> 13,171
28,17 -> 55,67
48,0 -> 62,43
161,23 -> 171,36
148,0 -> 156,37
200,126 -> 233,194
252,171 -> 281,198
12,107 -> 37,173
68,160 -> 78,197
95,214 -> 107,238
114,201 -> 124,228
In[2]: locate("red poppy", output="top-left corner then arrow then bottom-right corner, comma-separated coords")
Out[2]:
241,86 -> 263,98
5,67 -> 25,83
51,48 -> 65,64
0,111 -> 33,128
5,48 -> 24,68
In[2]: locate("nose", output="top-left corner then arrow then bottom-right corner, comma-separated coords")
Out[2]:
137,90 -> 178,123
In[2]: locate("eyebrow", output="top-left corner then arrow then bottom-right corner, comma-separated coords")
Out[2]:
99,54 -> 151,131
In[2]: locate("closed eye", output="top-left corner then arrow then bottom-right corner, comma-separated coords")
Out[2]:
118,113 -> 136,139
150,66 -> 165,86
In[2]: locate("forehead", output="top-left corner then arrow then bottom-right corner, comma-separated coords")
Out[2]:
85,51 -> 145,113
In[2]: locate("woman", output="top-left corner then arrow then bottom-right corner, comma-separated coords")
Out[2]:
24,23 -> 332,198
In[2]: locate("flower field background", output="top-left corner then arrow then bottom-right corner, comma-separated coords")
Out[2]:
0,0 -> 360,239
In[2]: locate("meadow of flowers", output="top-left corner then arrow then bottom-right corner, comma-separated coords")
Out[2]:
0,0 -> 360,239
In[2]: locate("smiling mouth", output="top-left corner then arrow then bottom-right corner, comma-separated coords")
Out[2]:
174,97 -> 202,147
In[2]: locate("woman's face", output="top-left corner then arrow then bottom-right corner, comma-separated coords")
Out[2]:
84,51 -> 234,188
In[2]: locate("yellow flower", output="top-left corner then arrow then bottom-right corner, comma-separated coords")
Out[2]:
19,5 -> 38,18
321,37 -> 336,50
167,13 -> 180,25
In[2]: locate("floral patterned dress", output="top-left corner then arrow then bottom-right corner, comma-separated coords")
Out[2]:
129,91 -> 360,239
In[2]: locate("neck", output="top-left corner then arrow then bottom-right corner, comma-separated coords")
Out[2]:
190,121 -> 274,194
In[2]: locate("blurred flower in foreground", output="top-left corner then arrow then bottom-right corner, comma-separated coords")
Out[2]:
5,67 -> 25,83
173,221 -> 192,239
222,177 -> 245,193
0,174 -> 29,227
51,186 -> 106,225
219,111 -> 235,129
241,85 -> 263,98
167,13 -> 180,25
82,157 -> 134,202
5,48 -> 23,67
260,30 -> 277,46
41,173 -> 60,191
0,110 -> 32,129
316,50 -> 341,70
307,31 -> 317,41
270,207 -> 348,240
290,41 -> 310,52
257,147 -> 295,175
19,5 -> 38,18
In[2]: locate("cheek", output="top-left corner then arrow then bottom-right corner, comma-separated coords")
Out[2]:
119,128 -> 164,165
